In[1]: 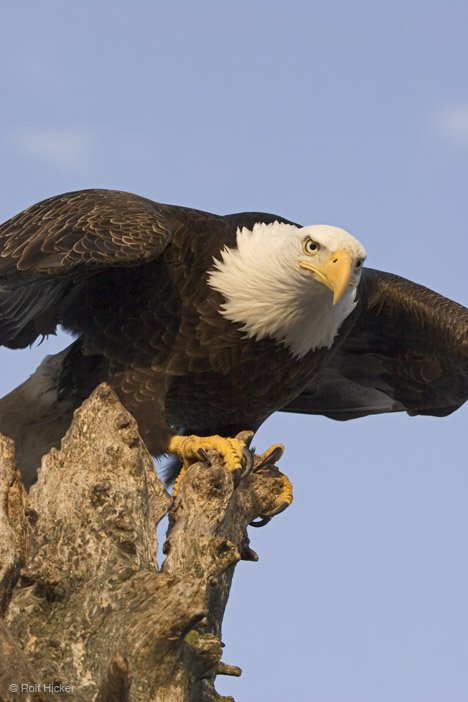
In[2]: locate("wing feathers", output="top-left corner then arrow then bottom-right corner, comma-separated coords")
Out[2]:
282,268 -> 468,420
0,189 -> 174,348
0,189 -> 172,275
1,193 -> 466,421
0,278 -> 70,347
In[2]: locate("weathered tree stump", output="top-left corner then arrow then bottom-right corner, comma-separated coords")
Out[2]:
0,384 -> 290,701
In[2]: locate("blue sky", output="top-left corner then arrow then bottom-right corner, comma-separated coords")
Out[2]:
1,2 -> 467,700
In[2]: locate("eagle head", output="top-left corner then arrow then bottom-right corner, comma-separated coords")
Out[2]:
208,221 -> 367,358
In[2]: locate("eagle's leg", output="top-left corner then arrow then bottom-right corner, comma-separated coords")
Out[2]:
169,432 -> 255,495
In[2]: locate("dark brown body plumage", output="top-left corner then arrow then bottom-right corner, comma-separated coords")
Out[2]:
0,189 -> 467,483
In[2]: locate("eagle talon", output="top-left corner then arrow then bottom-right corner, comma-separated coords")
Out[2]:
248,500 -> 289,527
262,500 -> 289,518
231,467 -> 242,488
249,472 -> 293,526
198,448 -> 212,465
249,516 -> 271,528
248,500 -> 288,527
255,444 -> 285,470
240,447 -> 254,478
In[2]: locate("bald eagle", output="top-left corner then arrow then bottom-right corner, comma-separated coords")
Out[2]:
0,190 -> 466,491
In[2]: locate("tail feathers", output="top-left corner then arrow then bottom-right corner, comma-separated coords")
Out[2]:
0,340 -> 109,486
0,346 -> 77,486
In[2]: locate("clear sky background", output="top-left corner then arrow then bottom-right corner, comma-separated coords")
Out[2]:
1,2 -> 467,701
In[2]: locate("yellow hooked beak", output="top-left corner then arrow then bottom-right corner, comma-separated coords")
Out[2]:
299,249 -> 353,305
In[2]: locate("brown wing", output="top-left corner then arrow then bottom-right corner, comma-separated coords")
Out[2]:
0,189 -> 173,348
281,268 -> 468,419
0,189 -> 172,274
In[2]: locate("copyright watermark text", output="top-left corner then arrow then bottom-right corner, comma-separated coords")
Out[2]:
9,683 -> 75,694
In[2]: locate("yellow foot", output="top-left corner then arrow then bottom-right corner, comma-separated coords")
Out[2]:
250,473 -> 293,527
266,472 -> 293,517
250,457 -> 293,528
169,432 -> 254,496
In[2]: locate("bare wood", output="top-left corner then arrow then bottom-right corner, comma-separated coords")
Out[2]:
0,384 -> 289,701
0,434 -> 26,617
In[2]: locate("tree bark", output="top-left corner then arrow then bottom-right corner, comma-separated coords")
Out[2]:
0,384 -> 290,701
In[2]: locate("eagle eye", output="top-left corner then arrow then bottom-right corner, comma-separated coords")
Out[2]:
355,258 -> 364,269
303,238 -> 320,255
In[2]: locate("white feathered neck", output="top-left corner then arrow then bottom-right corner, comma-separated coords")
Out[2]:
207,221 -> 363,358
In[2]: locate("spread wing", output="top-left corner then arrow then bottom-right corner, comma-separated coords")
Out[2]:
0,189 -> 173,348
281,268 -> 468,419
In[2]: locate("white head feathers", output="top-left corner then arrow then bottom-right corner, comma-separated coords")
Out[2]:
207,221 -> 366,358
